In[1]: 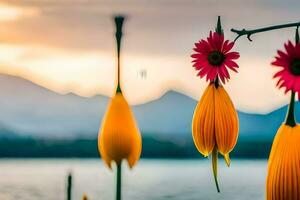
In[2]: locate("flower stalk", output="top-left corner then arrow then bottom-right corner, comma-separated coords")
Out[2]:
115,16 -> 124,93
115,16 -> 123,200
285,91 -> 296,127
285,28 -> 299,127
67,172 -> 72,200
231,21 -> 300,42
116,163 -> 122,200
216,16 -> 223,35
211,16 -> 223,193
212,147 -> 220,193
213,16 -> 222,89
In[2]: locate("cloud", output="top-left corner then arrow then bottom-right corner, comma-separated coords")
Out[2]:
0,0 -> 299,112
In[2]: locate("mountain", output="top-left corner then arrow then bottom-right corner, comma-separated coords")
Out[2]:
0,74 -> 109,138
0,73 -> 297,142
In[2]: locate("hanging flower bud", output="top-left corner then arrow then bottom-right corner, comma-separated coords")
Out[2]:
98,92 -> 142,169
266,124 -> 300,200
192,83 -> 239,191
191,16 -> 240,192
98,16 -> 142,170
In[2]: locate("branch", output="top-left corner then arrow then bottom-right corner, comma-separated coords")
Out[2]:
231,21 -> 300,42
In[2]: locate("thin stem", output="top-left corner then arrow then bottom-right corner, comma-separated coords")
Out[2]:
215,16 -> 223,35
211,16 -> 221,194
214,76 -> 220,88
212,147 -> 220,193
213,16 -> 222,88
116,163 -> 122,200
285,27 -> 300,127
67,172 -> 72,200
285,91 -> 296,127
231,21 -> 300,42
115,16 -> 124,93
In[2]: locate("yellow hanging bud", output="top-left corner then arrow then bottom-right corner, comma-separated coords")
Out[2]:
98,92 -> 142,169
192,83 -> 239,191
266,124 -> 300,200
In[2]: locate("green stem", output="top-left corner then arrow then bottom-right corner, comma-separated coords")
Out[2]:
213,16 -> 222,88
285,28 -> 299,127
212,147 -> 220,193
214,76 -> 220,88
67,172 -> 72,200
212,17 -> 221,193
114,16 -> 124,93
215,16 -> 223,35
285,91 -> 296,127
116,163 -> 122,200
231,21 -> 300,42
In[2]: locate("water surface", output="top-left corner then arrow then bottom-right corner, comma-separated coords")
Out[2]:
0,159 -> 267,200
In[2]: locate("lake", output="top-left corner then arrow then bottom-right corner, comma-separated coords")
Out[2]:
0,159 -> 267,200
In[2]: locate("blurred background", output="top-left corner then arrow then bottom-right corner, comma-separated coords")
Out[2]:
0,0 -> 299,199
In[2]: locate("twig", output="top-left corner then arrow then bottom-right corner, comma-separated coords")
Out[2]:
231,21 -> 300,42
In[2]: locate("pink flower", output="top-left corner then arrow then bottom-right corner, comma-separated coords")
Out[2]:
191,31 -> 240,84
272,41 -> 300,97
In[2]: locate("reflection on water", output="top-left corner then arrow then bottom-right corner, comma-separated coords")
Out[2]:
0,159 -> 266,200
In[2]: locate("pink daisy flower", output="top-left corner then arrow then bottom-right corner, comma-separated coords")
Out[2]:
272,41 -> 300,97
191,31 -> 240,84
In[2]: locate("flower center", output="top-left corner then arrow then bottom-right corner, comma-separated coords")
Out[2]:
208,51 -> 225,66
291,59 -> 300,76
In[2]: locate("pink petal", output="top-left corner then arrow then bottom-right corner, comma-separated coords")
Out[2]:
285,41 -> 295,57
216,68 -> 224,83
197,66 -> 211,78
224,60 -> 239,72
226,52 -> 240,60
277,50 -> 289,59
273,70 -> 285,78
206,67 -> 217,82
271,58 -> 289,68
220,65 -> 230,79
223,41 -> 234,53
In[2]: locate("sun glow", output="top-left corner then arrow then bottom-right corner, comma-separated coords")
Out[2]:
0,3 -> 39,21
0,44 -> 117,97
0,43 -> 183,104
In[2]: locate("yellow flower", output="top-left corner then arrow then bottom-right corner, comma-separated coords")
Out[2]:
192,83 -> 239,191
266,124 -> 300,200
98,92 -> 142,169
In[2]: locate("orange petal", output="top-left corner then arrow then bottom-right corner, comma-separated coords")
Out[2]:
98,93 -> 142,169
267,124 -> 300,200
214,86 -> 239,156
192,84 -> 216,156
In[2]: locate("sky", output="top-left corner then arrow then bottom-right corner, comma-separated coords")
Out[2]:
0,0 -> 299,113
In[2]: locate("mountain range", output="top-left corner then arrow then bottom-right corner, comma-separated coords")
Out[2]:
0,73 -> 298,142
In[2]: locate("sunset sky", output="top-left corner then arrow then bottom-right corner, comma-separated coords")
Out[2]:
0,0 -> 299,113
